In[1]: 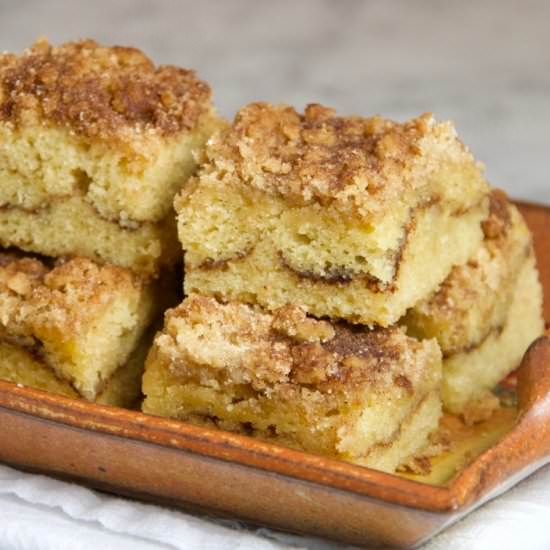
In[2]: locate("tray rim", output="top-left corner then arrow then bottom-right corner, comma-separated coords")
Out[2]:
0,199 -> 549,519
0,331 -> 547,515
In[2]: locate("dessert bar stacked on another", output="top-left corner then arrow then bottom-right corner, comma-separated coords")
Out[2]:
0,39 -> 220,277
143,102 -> 499,472
175,103 -> 490,326
405,190 -> 544,420
0,39 -> 216,403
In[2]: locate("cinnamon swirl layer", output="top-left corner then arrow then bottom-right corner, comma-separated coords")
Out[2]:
0,195 -> 179,277
181,200 -> 487,326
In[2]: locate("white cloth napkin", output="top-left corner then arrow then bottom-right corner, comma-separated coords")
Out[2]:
1,462 -> 550,550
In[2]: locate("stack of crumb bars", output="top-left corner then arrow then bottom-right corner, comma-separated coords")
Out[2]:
0,40 -> 544,473
0,39 -> 219,406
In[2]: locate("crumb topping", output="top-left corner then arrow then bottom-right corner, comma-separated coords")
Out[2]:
271,304 -> 335,343
481,188 -> 512,239
0,38 -> 213,142
460,390 -> 500,425
197,102 -> 480,217
157,295 -> 439,393
0,253 -> 144,341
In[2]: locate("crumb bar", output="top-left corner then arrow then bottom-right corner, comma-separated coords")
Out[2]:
0,252 -> 158,400
142,295 -> 443,473
0,39 -> 221,276
405,191 -> 533,356
441,253 -> 544,416
176,103 -> 489,325
405,192 -> 544,415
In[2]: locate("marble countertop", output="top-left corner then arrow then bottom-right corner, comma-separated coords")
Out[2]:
1,0 -> 548,204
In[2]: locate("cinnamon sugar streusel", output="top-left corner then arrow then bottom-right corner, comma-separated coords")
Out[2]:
142,294 -> 443,473
191,102 -> 486,217
0,38 -> 212,142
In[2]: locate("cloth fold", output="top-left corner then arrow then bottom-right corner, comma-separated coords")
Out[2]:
1,462 -> 550,549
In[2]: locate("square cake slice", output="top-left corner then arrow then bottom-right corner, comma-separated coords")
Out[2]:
0,252 -> 159,400
404,192 -> 544,417
142,295 -> 443,473
176,103 -> 490,325
0,39 -> 221,276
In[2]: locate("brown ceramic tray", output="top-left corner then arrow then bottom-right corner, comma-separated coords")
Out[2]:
0,200 -> 549,549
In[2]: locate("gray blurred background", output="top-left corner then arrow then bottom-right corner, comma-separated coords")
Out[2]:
1,0 -> 548,204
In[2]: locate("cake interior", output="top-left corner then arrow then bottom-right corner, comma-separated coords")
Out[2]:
0,195 -> 179,277
181,198 -> 487,326
0,122 -> 218,224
